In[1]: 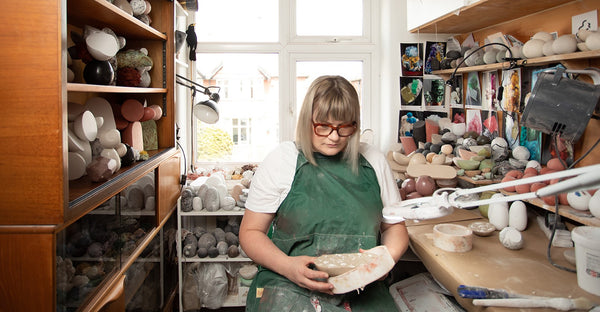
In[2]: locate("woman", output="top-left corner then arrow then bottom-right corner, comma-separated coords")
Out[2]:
239,75 -> 409,311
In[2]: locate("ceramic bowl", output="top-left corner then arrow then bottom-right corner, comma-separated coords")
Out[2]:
433,224 -> 473,252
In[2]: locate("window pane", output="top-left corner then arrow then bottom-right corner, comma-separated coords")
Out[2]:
196,0 -> 278,42
296,61 -> 363,123
194,54 -> 279,163
296,0 -> 362,36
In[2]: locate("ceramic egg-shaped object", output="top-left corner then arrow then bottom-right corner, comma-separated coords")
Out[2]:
567,191 -> 592,211
512,146 -> 530,161
488,193 -> 509,230
505,45 -> 522,59
483,49 -> 498,64
401,178 -> 416,194
491,137 -> 508,151
509,201 -> 528,231
416,175 -> 436,196
441,144 -> 453,155
577,29 -> 594,41
452,123 -> 466,137
586,32 -> 600,51
526,160 -> 541,172
522,39 -> 545,58
532,31 -> 554,42
552,34 -> 578,54
409,153 -> 427,165
542,40 -> 555,56
588,191 -> 600,218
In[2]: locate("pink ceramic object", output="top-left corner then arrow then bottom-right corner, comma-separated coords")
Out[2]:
400,136 -> 417,155
121,99 -> 145,122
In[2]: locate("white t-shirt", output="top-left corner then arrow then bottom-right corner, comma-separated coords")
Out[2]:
245,141 -> 404,223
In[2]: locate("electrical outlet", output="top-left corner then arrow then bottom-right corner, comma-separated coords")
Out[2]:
572,10 -> 598,34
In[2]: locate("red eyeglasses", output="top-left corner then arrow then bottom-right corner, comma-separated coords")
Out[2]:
312,121 -> 357,137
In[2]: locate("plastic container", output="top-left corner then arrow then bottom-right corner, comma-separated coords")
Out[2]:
571,226 -> 600,296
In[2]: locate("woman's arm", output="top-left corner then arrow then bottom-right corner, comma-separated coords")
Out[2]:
239,210 -> 334,294
380,221 -> 409,262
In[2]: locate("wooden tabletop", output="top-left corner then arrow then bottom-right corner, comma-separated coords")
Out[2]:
406,209 -> 600,311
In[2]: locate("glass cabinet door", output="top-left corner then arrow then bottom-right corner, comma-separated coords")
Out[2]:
56,200 -> 121,311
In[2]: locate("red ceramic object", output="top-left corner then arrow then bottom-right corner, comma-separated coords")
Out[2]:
400,136 -> 417,155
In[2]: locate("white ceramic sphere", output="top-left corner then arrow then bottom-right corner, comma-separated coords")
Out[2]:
577,29 -> 594,41
488,193 -> 509,230
509,201 -> 528,231
115,142 -> 127,157
512,146 -> 531,161
506,46 -> 522,59
588,191 -> 600,218
464,48 -> 484,66
532,31 -> 554,42
578,42 -> 591,52
522,39 -> 545,58
542,40 -> 555,56
99,128 -> 121,148
452,123 -> 466,137
192,196 -> 203,211
483,49 -> 498,64
525,160 -> 541,172
586,32 -> 600,50
552,35 -> 578,54
491,137 -> 508,151
567,191 -> 592,211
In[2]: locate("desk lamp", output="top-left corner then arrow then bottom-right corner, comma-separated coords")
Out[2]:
176,74 -> 221,124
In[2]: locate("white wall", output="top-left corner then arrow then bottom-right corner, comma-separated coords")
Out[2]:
377,0 -> 454,152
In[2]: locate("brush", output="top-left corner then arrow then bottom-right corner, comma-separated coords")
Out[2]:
457,285 -> 517,299
472,296 -> 597,311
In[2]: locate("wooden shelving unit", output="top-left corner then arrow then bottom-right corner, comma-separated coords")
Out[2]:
409,0 -> 600,227
0,0 -> 181,310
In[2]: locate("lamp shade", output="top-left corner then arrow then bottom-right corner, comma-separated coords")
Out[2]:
193,100 -> 219,124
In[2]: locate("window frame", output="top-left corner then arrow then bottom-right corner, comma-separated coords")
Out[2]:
190,0 -> 380,164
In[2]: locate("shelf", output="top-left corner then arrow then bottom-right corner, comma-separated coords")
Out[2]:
67,83 -> 167,94
67,0 -> 166,40
68,148 -> 178,222
432,50 -> 600,77
501,190 -> 600,227
409,0 -> 574,34
180,209 -> 246,216
181,255 -> 252,263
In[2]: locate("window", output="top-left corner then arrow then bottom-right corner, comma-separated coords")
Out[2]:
191,0 -> 377,164
295,0 -> 363,36
196,0 -> 278,42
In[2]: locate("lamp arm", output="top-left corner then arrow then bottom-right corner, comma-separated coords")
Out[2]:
176,74 -> 211,94
454,164 -> 600,198
383,163 -> 600,221
447,42 -> 518,86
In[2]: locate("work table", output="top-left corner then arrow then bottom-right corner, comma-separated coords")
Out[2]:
406,209 -> 600,311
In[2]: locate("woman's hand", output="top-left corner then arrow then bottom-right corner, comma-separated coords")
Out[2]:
240,210 -> 334,295
280,255 -> 334,295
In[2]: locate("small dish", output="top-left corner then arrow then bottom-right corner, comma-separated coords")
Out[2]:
468,221 -> 496,237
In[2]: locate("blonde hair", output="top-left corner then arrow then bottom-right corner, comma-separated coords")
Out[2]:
295,75 -> 361,173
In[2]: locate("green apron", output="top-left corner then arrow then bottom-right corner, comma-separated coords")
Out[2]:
245,151 -> 398,312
